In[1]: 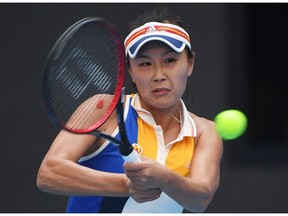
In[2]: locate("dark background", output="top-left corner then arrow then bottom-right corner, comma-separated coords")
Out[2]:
0,3 -> 288,213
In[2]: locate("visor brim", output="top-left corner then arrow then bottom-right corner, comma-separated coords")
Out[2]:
126,34 -> 188,58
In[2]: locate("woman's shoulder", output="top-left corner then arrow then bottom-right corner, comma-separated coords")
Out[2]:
188,112 -> 217,135
188,111 -> 222,147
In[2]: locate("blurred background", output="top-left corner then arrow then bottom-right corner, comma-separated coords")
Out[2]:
0,3 -> 287,213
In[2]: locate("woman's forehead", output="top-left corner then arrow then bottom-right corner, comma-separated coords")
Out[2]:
136,41 -> 175,56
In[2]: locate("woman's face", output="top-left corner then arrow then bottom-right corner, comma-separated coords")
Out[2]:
128,41 -> 194,111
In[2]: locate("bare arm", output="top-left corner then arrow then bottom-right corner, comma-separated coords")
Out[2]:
36,130 -> 129,197
160,117 -> 223,212
124,116 -> 223,212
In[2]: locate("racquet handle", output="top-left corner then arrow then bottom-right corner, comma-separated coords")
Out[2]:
122,147 -> 141,162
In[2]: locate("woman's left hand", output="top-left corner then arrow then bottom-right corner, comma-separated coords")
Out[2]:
123,156 -> 164,202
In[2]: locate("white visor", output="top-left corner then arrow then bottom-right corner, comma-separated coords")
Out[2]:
124,22 -> 191,58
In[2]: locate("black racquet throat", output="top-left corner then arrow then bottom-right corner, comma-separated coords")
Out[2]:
42,17 -> 140,162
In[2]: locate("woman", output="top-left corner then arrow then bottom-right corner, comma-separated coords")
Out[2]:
37,8 -> 223,213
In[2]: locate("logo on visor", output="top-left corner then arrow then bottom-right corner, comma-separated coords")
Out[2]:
132,143 -> 143,155
145,25 -> 157,33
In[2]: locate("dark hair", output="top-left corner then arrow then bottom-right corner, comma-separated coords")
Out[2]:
126,7 -> 193,59
128,7 -> 187,32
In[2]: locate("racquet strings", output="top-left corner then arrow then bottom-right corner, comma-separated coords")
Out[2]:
44,20 -> 123,132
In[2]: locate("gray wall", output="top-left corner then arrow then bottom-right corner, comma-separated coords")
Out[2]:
0,3 -> 287,212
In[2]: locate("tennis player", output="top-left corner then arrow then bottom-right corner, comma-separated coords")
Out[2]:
37,8 -> 223,213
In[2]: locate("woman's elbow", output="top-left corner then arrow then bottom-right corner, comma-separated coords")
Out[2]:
36,164 -> 51,193
192,193 -> 213,212
198,193 -> 214,212
36,159 -> 59,193
188,184 -> 219,213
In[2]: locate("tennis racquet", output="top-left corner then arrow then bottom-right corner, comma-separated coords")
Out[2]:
42,17 -> 140,162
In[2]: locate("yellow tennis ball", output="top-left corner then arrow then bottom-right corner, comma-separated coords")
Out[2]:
214,109 -> 247,140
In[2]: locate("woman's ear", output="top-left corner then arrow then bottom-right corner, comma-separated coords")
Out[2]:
187,51 -> 195,77
126,60 -> 135,83
129,68 -> 134,82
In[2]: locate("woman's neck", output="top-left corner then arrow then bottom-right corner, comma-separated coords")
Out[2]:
138,98 -> 183,144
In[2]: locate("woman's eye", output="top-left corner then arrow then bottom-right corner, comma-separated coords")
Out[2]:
165,58 -> 176,63
140,62 -> 151,66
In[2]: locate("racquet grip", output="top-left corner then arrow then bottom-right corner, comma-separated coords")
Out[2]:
122,148 -> 141,162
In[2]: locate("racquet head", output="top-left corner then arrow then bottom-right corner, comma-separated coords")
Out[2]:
42,17 -> 125,134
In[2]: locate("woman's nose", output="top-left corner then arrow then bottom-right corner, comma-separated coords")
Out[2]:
153,66 -> 167,82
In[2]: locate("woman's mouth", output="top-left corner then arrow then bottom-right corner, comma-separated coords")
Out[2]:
152,88 -> 170,95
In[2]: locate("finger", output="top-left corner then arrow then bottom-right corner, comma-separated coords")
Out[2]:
131,189 -> 162,203
131,187 -> 162,196
123,162 -> 144,172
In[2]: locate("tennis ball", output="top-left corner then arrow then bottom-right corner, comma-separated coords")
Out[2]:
214,109 -> 247,140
